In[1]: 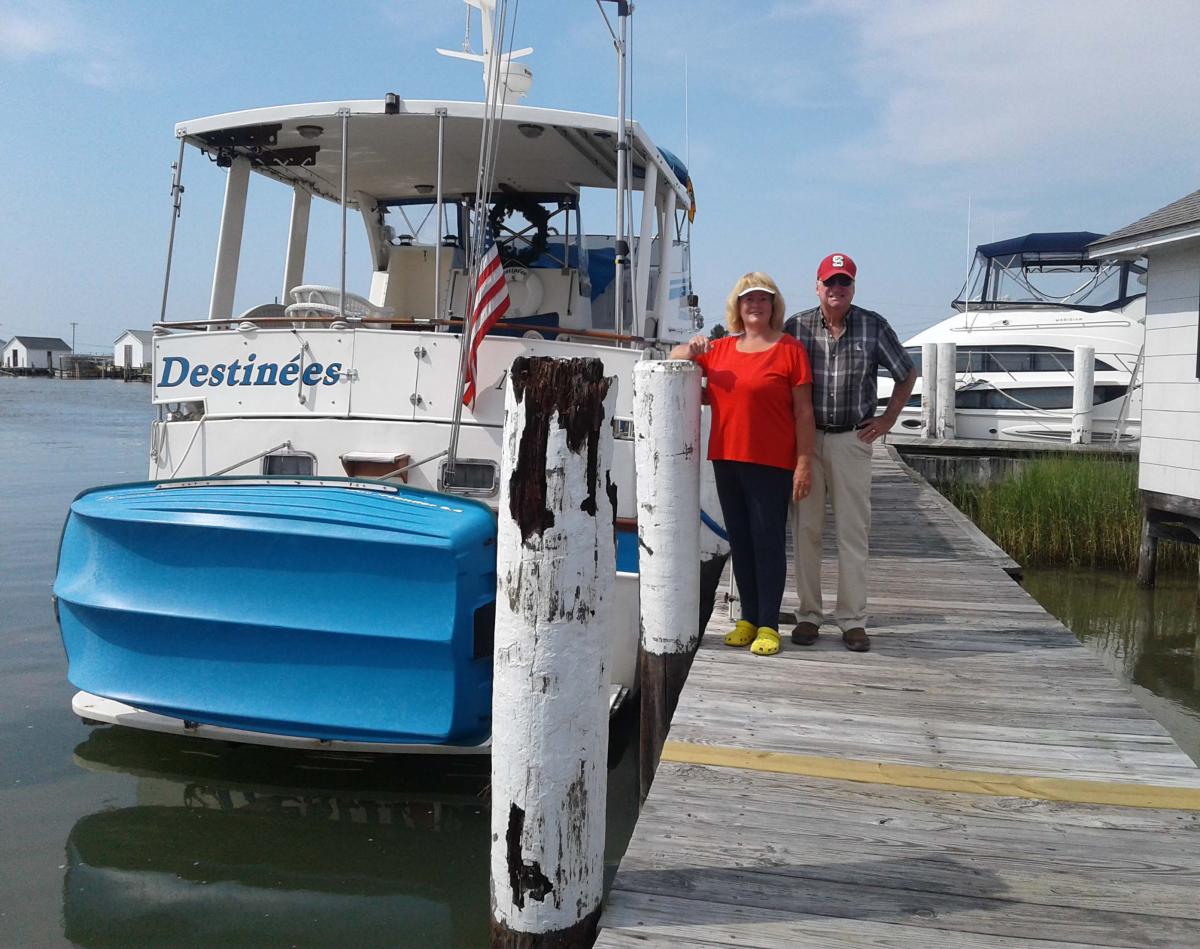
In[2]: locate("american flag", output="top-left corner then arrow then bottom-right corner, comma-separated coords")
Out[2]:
462,237 -> 510,408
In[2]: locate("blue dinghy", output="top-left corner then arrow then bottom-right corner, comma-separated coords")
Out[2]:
54,480 -> 497,746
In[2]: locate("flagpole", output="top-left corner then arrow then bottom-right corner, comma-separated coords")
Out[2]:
447,0 -> 510,478
612,1 -> 629,338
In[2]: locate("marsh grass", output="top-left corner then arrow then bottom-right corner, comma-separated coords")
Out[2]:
946,456 -> 1199,572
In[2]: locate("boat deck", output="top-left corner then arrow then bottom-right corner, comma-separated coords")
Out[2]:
597,446 -> 1200,948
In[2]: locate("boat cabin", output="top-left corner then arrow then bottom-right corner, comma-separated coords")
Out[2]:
148,97 -> 698,492
168,98 -> 695,339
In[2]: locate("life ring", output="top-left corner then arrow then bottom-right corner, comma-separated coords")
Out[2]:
503,264 -> 544,319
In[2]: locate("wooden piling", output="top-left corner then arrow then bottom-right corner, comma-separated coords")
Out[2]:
921,341 -> 938,439
1137,500 -> 1159,588
633,361 -> 702,801
936,342 -> 957,439
1071,345 -> 1094,445
490,355 -> 616,949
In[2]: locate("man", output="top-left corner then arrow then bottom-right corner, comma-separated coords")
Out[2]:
783,253 -> 917,652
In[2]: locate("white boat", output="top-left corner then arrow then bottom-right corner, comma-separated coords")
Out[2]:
53,1 -> 725,752
883,232 -> 1146,443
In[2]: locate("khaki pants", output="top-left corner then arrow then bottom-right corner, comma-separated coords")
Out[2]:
791,429 -> 873,631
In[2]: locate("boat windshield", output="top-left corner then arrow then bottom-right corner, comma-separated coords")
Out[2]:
952,232 -> 1146,312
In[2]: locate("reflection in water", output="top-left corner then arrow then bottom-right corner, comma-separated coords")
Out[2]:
64,711 -> 641,949
1023,568 -> 1200,764
66,729 -> 492,948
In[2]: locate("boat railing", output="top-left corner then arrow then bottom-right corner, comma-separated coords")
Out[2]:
153,317 -> 645,345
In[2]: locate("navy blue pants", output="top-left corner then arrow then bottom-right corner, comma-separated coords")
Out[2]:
712,460 -> 792,631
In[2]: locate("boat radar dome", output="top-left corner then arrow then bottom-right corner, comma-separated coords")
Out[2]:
436,0 -> 534,103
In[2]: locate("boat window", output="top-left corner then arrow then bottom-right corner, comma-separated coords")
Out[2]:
952,240 -> 1147,312
887,346 -> 1118,375
880,347 -> 923,377
954,384 -> 1128,410
888,383 -> 1128,411
957,346 -> 1118,373
439,458 -> 499,498
263,452 -> 316,476
381,199 -> 462,250
992,264 -> 1123,309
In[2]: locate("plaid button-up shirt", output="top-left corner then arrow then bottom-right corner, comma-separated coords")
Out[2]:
784,304 -> 913,429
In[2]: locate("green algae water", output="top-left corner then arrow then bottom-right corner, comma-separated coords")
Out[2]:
1022,567 -> 1200,765
0,377 -> 640,948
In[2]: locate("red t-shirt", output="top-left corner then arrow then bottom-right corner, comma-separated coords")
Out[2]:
695,334 -> 812,470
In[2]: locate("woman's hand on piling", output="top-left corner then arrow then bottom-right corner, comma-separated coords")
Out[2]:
668,334 -> 711,361
792,457 -> 812,501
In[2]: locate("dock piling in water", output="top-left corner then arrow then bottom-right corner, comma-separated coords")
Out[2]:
633,360 -> 702,801
936,342 -> 957,439
1071,345 -> 1095,445
921,341 -> 938,439
490,356 -> 616,949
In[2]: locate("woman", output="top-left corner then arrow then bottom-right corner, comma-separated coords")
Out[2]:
669,272 -> 815,656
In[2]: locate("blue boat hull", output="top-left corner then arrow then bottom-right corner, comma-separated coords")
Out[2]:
54,480 -> 497,745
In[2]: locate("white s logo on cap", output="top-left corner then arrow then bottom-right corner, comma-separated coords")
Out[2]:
832,255 -> 844,267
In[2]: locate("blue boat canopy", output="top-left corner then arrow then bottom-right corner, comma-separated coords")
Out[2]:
953,232 -> 1146,313
974,232 -> 1105,260
656,147 -> 690,190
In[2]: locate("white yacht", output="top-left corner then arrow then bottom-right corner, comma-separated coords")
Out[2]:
52,1 -> 723,753
884,232 -> 1146,442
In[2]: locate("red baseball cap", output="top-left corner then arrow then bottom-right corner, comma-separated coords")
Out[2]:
817,253 -> 856,282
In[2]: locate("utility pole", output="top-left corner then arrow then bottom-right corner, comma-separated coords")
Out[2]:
69,321 -> 78,353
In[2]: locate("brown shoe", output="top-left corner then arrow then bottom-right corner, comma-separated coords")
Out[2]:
842,628 -> 870,652
791,622 -> 820,646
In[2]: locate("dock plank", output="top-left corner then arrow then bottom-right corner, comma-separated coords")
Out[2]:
597,446 -> 1200,948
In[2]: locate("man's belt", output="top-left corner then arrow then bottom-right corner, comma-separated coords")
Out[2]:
815,422 -> 863,434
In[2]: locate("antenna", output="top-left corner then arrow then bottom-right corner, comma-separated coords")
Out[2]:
684,53 -> 690,168
964,195 -> 972,331
437,0 -> 533,102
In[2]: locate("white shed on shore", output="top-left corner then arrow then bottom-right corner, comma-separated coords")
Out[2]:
1090,189 -> 1200,585
2,336 -> 72,371
113,330 -> 153,369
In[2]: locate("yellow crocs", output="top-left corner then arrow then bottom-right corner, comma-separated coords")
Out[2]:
723,619 -> 757,647
750,627 -> 781,656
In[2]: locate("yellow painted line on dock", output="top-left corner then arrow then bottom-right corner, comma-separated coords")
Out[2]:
660,740 -> 1200,812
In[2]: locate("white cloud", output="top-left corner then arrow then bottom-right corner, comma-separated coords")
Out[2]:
840,0 -> 1200,177
0,8 -> 68,58
0,0 -> 135,89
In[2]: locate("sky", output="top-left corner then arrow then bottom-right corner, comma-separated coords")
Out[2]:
2,0 -> 1198,352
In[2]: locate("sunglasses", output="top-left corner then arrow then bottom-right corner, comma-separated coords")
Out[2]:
822,275 -> 854,288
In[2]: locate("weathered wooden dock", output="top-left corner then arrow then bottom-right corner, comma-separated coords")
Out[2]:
597,446 -> 1200,948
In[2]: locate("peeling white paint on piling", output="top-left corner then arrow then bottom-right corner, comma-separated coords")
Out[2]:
490,356 -> 615,947
633,360 -> 702,802
633,361 -> 702,656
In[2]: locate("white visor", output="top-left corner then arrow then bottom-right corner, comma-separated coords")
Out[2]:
737,285 -> 775,297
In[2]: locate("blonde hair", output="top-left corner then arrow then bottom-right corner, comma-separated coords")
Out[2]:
725,272 -> 786,333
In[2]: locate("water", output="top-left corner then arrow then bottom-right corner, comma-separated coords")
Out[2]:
0,377 -> 640,948
1023,566 -> 1200,765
